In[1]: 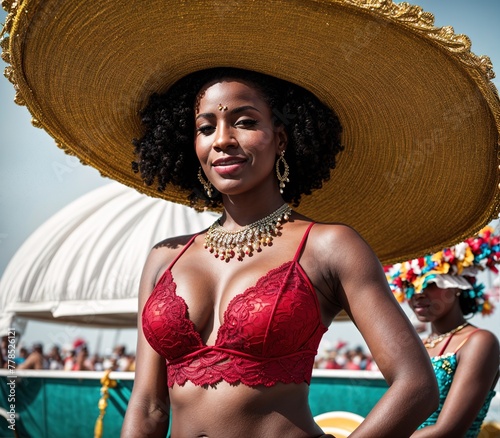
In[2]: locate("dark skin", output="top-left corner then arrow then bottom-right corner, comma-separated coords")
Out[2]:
122,79 -> 438,438
409,284 -> 500,437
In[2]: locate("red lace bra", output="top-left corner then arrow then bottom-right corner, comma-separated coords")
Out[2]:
142,222 -> 328,387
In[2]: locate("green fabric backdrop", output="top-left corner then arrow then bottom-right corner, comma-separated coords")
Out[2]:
0,374 -> 133,438
0,373 -> 387,437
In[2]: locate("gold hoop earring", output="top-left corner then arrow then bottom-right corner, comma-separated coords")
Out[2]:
275,150 -> 289,194
198,167 -> 213,198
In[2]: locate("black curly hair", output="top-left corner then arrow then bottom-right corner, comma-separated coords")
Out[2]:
458,278 -> 483,316
132,67 -> 343,209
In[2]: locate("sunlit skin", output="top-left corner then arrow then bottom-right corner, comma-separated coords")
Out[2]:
122,79 -> 439,438
408,283 -> 500,437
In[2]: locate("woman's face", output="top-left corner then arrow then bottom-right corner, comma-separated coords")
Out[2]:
408,283 -> 460,323
194,79 -> 286,197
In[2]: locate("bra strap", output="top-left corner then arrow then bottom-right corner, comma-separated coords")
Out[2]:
167,233 -> 200,270
293,222 -> 315,262
454,328 -> 481,353
437,332 -> 455,356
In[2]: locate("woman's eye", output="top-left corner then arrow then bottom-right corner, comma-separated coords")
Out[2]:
235,119 -> 258,128
196,125 -> 215,135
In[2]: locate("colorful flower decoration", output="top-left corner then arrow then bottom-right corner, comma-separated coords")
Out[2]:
384,226 -> 500,316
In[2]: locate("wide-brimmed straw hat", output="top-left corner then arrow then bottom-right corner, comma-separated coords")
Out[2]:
2,0 -> 500,263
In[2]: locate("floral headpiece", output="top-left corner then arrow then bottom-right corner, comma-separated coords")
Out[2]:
384,226 -> 500,315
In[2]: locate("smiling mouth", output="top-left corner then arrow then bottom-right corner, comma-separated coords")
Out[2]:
413,301 -> 429,307
212,158 -> 246,167
411,301 -> 430,310
412,304 -> 432,317
211,158 -> 247,176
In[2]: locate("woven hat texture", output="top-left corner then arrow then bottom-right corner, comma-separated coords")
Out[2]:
2,0 -> 500,263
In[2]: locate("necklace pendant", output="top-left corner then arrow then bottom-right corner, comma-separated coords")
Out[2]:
204,203 -> 292,262
423,322 -> 469,349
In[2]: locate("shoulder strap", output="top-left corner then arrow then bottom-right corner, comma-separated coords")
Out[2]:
437,332 -> 455,356
454,328 -> 481,353
293,222 -> 315,261
167,233 -> 200,270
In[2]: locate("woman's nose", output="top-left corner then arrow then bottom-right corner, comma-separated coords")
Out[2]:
414,292 -> 427,301
213,124 -> 237,150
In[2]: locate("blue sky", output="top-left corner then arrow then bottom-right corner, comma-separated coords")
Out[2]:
1,1 -> 500,354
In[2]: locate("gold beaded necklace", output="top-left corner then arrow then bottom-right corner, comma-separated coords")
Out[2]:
423,322 -> 469,349
204,203 -> 292,261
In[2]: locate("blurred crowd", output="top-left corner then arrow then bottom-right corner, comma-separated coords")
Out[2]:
1,336 -> 377,372
0,336 -> 136,371
314,340 -> 379,371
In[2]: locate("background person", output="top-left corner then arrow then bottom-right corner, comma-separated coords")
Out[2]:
385,226 -> 500,437
18,342 -> 47,370
47,345 -> 64,370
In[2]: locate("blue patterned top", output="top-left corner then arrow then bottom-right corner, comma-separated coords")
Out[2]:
418,352 -> 495,437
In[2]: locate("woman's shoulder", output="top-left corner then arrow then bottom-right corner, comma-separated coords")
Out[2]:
152,232 -> 200,252
463,327 -> 499,349
456,327 -> 500,380
308,222 -> 364,244
302,221 -> 380,277
458,327 -> 500,361
307,222 -> 373,257
144,232 -> 201,282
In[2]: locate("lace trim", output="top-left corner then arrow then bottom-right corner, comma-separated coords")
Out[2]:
167,349 -> 318,387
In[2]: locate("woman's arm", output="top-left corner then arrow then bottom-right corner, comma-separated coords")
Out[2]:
121,248 -> 170,438
411,329 -> 499,437
318,224 -> 439,437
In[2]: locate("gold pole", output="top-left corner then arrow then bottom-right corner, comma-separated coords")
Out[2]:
94,369 -> 117,438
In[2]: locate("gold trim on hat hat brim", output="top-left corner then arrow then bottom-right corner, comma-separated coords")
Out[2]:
3,0 -> 500,264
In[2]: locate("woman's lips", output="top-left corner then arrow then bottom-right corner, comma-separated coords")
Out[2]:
212,158 -> 247,175
412,303 -> 430,316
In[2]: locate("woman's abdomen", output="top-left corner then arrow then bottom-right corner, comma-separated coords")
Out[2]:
168,381 -> 324,438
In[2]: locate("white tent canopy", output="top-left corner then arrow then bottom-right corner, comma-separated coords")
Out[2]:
0,182 -> 217,335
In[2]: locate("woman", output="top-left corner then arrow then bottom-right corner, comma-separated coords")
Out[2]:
4,1 -> 500,437
121,68 -> 438,437
385,227 -> 500,437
